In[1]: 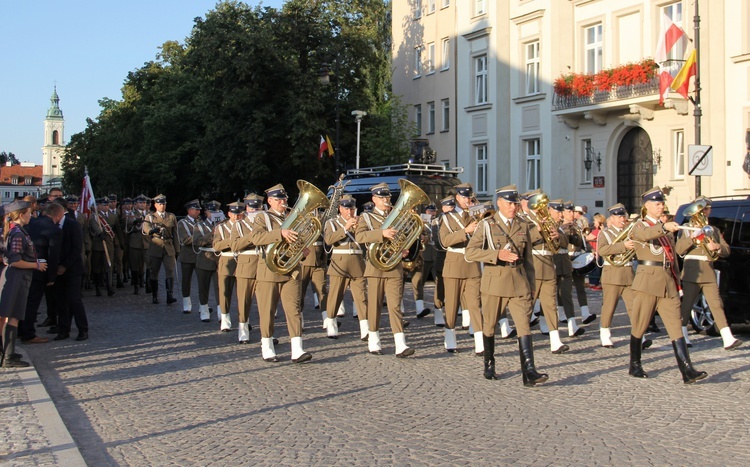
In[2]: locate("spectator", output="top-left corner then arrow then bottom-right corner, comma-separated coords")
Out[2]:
586,213 -> 606,290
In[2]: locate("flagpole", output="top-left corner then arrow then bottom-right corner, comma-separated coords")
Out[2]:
693,0 -> 702,196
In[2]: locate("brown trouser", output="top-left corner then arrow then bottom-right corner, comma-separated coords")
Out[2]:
482,294 -> 532,337
218,272 -> 235,316
300,265 -> 327,311
149,252 -> 175,279
327,275 -> 367,322
601,284 -> 633,328
556,273 -> 574,319
572,273 -> 588,307
443,277 -> 482,331
631,290 -> 682,340
404,265 -> 425,301
255,279 -> 302,339
680,280 -> 728,329
367,276 -> 404,334
534,278 -> 558,331
236,278 -> 256,324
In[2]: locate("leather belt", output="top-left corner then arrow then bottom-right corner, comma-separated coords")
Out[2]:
238,250 -> 258,256
568,251 -> 583,257
447,247 -> 466,254
684,255 -> 709,261
533,250 -> 553,256
313,241 -> 324,247
637,260 -> 670,268
496,260 -> 520,267
220,252 -> 234,257
332,248 -> 362,254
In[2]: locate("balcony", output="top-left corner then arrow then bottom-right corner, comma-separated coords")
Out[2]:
552,78 -> 660,111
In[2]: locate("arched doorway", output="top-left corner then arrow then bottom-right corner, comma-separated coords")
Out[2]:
617,127 -> 653,214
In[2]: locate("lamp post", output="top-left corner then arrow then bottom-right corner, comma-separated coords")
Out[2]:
352,110 -> 367,170
319,62 -> 341,172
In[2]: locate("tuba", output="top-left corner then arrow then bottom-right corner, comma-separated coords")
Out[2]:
368,179 -> 430,271
527,192 -> 560,254
682,200 -> 720,261
265,180 -> 330,274
601,214 -> 639,266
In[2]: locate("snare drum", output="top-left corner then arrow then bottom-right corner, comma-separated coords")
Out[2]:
572,252 -> 597,276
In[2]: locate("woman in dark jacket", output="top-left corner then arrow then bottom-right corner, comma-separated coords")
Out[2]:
0,200 -> 48,367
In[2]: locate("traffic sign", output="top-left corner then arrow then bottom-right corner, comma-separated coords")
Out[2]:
688,145 -> 713,176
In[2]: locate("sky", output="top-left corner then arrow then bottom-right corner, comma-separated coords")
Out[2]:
0,0 -> 285,165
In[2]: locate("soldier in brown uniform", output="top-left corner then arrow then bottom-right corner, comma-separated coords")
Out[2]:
355,182 -> 415,357
439,184 -> 483,355
676,197 -> 742,350
177,200 -> 202,314
466,185 -> 548,386
596,204 -> 636,348
323,195 -> 368,339
431,197 -> 455,327
519,191 -> 570,354
548,200 -> 585,337
251,184 -> 312,363
230,194 -> 264,344
142,194 -> 179,305
89,198 -> 116,297
629,187 -> 707,383
299,213 -> 328,327
562,201 -> 595,324
119,197 -> 133,284
127,195 -> 150,295
108,194 -> 125,288
420,205 -> 440,322
214,202 -> 243,336
193,208 -> 219,323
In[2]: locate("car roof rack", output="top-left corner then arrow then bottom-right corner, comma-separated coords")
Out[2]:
346,163 -> 464,177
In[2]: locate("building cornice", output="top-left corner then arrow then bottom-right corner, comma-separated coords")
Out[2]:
731,53 -> 750,64
511,9 -> 545,25
463,27 -> 492,41
513,93 -> 547,104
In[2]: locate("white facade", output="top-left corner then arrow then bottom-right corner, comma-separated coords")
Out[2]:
393,0 -> 750,213
42,87 -> 65,186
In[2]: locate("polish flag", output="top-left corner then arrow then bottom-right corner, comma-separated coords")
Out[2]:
654,13 -> 687,64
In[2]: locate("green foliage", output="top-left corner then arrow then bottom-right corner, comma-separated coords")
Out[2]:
62,0 -> 398,208
0,151 -> 20,165
361,94 -> 414,166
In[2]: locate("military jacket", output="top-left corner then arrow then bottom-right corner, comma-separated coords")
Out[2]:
675,227 -> 730,284
597,226 -> 635,286
439,209 -> 481,279
213,219 -> 237,277
354,208 -> 403,278
142,211 -> 179,257
630,216 -> 681,298
251,210 -> 299,282
194,219 -> 218,271
177,216 -> 200,264
324,215 -> 365,278
519,211 -> 556,281
230,215 -> 260,280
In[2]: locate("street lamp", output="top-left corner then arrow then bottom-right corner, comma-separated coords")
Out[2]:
352,110 -> 367,170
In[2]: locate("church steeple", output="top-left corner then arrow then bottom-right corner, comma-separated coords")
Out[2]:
46,86 -> 64,119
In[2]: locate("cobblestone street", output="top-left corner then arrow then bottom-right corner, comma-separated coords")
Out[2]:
4,279 -> 750,465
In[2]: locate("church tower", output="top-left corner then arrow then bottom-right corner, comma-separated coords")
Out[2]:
42,86 -> 65,186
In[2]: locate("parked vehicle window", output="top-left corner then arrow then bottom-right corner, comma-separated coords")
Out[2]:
738,211 -> 750,246
708,206 -> 739,243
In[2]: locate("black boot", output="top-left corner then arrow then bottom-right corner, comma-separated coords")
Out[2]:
132,270 -> 140,295
151,279 -> 159,304
165,278 -> 177,304
145,271 -> 152,293
116,272 -> 124,288
629,335 -> 648,378
482,334 -> 498,380
2,324 -> 30,368
648,314 -> 660,333
94,274 -> 102,296
107,272 -> 116,296
518,335 -> 548,387
672,337 -> 708,384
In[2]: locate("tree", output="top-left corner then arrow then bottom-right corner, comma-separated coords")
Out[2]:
62,0 -> 398,206
0,151 -> 20,166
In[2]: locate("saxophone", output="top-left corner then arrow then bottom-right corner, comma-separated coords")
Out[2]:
265,180 -> 330,274
367,179 -> 430,271
321,174 -> 349,225
682,200 -> 720,261
527,192 -> 560,254
601,215 -> 639,266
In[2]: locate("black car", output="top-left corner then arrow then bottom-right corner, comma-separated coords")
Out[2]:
674,196 -> 750,334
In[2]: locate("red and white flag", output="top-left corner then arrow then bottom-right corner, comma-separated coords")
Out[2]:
318,135 -> 329,159
78,167 -> 97,216
654,13 -> 687,64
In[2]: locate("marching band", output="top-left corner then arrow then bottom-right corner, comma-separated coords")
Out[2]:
66,181 -> 743,386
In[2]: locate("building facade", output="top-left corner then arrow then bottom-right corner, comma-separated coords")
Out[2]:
42,86 -> 65,188
393,0 -> 750,212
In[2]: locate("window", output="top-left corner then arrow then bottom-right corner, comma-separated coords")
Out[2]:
427,101 -> 435,134
673,130 -> 685,178
475,55 -> 488,104
582,139 -> 593,183
662,3 -> 685,60
11,176 -> 18,185
427,42 -> 435,73
475,144 -> 488,194
428,0 -> 436,14
414,104 -> 422,135
52,130 -> 59,145
441,38 -> 450,70
415,47 -> 423,77
475,0 -> 486,16
441,99 -> 450,131
525,139 -> 541,190
442,0 -> 450,8
414,0 -> 422,19
585,23 -> 603,74
525,41 -> 540,95
24,176 -> 32,185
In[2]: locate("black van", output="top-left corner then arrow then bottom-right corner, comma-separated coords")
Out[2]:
674,196 -> 750,334
329,163 -> 464,208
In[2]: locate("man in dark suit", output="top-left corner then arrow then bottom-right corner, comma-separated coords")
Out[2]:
18,203 -> 64,343
54,199 -> 89,341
